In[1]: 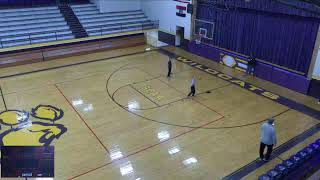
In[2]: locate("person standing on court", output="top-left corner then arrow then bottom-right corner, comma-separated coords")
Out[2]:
260,118 -> 277,162
167,57 -> 172,77
246,55 -> 256,75
187,76 -> 196,97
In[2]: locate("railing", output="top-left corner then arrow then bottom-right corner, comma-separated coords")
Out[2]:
97,20 -> 159,36
0,30 -> 68,48
0,20 -> 159,48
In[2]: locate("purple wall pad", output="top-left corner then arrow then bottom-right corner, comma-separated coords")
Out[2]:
286,71 -> 310,94
189,41 -> 310,94
188,41 -> 220,61
271,67 -> 291,87
189,41 -> 249,62
255,62 -> 273,81
271,67 -> 310,94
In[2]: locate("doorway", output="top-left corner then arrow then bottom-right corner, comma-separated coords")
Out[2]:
175,26 -> 185,47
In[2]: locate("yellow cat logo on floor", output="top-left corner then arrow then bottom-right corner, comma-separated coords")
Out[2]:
0,105 -> 67,146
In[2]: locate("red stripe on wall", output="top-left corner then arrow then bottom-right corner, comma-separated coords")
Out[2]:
173,0 -> 190,4
176,5 -> 187,10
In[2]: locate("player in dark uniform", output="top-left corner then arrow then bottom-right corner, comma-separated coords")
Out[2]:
167,58 -> 172,77
246,56 -> 256,75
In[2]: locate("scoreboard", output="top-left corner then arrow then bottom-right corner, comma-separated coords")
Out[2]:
1,146 -> 54,178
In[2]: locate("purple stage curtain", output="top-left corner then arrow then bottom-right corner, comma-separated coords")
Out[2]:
198,0 -> 320,19
197,3 -> 319,73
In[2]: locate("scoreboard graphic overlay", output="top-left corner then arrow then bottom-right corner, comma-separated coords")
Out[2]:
1,146 -> 54,178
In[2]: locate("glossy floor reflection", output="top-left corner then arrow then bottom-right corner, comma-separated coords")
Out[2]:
0,46 -> 318,180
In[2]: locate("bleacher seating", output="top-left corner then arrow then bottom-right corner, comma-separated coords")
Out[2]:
71,4 -> 157,36
0,6 -> 74,48
258,139 -> 320,180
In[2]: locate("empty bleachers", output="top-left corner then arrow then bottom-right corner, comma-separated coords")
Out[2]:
0,3 -> 157,49
0,6 -> 74,48
258,139 -> 320,180
71,4 -> 158,36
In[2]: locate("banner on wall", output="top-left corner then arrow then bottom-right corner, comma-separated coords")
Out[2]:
176,5 -> 187,17
219,53 -> 248,72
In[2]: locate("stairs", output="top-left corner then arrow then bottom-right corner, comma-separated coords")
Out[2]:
58,4 -> 88,38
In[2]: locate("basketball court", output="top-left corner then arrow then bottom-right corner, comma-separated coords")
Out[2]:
0,45 -> 319,179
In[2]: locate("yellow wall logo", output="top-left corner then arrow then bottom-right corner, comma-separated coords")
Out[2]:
221,55 -> 237,68
0,105 -> 67,146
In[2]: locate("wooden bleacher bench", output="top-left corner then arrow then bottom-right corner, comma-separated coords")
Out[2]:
0,34 -> 145,68
0,50 -> 43,68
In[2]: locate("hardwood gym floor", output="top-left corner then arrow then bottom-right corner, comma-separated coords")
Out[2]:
0,45 -> 319,180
